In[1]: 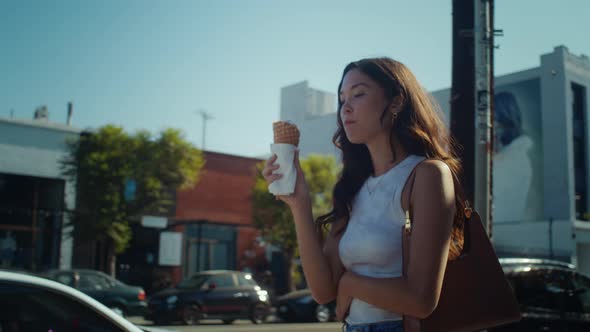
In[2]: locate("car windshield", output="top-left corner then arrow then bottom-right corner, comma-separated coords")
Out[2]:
99,272 -> 125,287
177,275 -> 208,289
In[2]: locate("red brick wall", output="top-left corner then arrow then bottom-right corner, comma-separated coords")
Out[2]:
176,151 -> 262,225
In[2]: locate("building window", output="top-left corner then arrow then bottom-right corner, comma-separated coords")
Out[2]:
0,174 -> 65,270
185,223 -> 236,275
572,82 -> 588,220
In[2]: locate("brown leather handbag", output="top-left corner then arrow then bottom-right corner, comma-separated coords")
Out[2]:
402,170 -> 521,332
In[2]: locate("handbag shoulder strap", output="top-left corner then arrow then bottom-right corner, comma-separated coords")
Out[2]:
404,160 -> 473,234
403,164 -> 419,234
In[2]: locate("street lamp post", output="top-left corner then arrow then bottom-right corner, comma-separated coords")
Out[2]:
196,109 -> 214,150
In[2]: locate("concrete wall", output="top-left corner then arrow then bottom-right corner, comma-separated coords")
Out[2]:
280,81 -> 340,159
540,47 -> 574,221
492,220 -> 574,259
299,113 -> 340,159
308,88 -> 337,119
280,81 -> 309,126
563,49 -> 590,217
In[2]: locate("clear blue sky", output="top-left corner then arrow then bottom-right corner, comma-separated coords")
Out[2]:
2,0 -> 589,158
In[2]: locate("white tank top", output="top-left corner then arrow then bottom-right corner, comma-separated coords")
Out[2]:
339,154 -> 425,325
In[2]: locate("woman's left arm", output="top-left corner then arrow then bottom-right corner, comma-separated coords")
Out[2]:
336,160 -> 456,320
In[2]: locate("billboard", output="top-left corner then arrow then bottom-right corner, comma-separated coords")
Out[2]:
432,77 -> 543,224
493,79 -> 543,223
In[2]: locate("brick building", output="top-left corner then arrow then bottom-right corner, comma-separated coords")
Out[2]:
172,151 -> 268,283
110,151 -> 274,296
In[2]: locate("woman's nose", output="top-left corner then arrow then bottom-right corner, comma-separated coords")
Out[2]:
341,101 -> 352,114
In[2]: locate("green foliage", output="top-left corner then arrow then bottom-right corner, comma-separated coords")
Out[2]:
251,154 -> 339,252
61,125 -> 204,254
300,154 -> 339,220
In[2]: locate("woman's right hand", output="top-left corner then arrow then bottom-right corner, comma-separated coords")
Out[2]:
262,149 -> 311,212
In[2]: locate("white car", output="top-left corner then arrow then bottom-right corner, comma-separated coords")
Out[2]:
0,270 -> 170,332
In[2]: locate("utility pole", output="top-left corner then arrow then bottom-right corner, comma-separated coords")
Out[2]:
451,0 -> 498,237
196,109 -> 214,150
451,0 -> 476,211
474,0 -> 493,236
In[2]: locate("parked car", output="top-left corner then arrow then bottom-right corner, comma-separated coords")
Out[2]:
275,288 -> 335,323
0,270 -> 171,332
490,257 -> 590,331
43,269 -> 148,317
146,270 -> 271,325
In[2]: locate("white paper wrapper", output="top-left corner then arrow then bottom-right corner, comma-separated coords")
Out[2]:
268,143 -> 297,195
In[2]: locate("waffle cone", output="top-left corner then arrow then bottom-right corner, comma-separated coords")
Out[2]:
273,121 -> 300,146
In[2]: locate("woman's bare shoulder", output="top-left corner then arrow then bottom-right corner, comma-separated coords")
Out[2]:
412,159 -> 456,216
410,159 -> 455,209
415,159 -> 452,177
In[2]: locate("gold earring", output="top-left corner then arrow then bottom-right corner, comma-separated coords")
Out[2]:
391,112 -> 398,125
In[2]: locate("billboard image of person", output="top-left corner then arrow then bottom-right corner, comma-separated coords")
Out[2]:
493,91 -> 534,223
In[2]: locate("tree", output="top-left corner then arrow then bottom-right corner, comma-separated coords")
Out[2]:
61,125 -> 204,275
252,154 -> 339,293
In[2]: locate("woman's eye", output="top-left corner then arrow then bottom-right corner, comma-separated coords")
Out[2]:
340,92 -> 365,104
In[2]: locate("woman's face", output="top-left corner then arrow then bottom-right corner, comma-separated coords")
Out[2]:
339,68 -> 391,144
493,120 -> 504,153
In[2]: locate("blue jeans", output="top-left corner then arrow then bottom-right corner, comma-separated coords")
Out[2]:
341,320 -> 403,332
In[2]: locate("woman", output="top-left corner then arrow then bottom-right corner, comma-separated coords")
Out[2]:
262,57 -> 462,331
492,91 -> 534,223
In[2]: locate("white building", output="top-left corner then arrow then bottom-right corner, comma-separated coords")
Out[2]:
282,46 -> 590,275
0,105 -> 81,270
280,81 -> 339,157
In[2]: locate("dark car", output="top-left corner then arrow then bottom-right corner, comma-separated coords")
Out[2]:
275,288 -> 335,323
490,257 -> 590,331
43,269 -> 148,318
146,270 -> 271,325
0,270 -> 172,332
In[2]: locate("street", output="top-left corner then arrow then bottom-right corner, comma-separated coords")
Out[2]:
129,316 -> 343,332
157,322 -> 342,332
135,319 -> 343,332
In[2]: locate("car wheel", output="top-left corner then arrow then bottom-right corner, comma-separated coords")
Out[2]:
222,319 -> 235,324
109,305 -> 125,318
250,303 -> 268,324
315,304 -> 331,323
182,305 -> 200,325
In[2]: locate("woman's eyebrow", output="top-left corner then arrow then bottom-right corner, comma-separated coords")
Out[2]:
339,82 -> 370,97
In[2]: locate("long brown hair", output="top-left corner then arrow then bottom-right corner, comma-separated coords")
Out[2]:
316,57 -> 464,258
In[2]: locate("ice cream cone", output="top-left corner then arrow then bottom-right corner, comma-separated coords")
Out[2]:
273,121 -> 300,146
